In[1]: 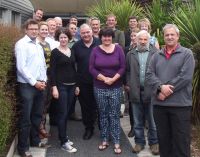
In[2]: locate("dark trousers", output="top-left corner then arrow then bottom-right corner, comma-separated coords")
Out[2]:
57,84 -> 75,145
154,106 -> 191,157
78,83 -> 97,130
17,83 -> 44,154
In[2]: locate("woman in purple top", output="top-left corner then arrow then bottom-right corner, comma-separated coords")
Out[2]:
89,27 -> 125,154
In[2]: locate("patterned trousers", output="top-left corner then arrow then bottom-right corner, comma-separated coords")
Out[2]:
94,87 -> 121,144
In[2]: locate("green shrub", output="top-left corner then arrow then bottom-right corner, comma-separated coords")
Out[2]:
0,24 -> 21,156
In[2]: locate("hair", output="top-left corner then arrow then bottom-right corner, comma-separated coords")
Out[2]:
138,18 -> 151,33
106,14 -> 116,20
129,16 -> 138,21
136,30 -> 151,39
23,19 -> 38,29
79,23 -> 92,31
46,18 -> 56,23
70,15 -> 78,20
131,28 -> 140,34
38,21 -> 48,29
55,27 -> 72,41
34,8 -> 43,13
163,24 -> 180,35
99,27 -> 115,39
90,17 -> 100,23
54,17 -> 62,21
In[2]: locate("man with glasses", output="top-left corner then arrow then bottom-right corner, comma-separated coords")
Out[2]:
15,19 -> 47,157
90,17 -> 101,38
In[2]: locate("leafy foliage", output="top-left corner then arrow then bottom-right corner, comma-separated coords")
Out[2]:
86,0 -> 144,31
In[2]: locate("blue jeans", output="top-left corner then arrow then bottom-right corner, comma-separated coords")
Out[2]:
17,83 -> 44,154
132,92 -> 158,146
94,87 -> 121,144
57,84 -> 75,145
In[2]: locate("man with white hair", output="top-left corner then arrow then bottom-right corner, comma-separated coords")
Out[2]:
54,17 -> 63,29
146,24 -> 195,157
72,24 -> 100,140
126,30 -> 159,155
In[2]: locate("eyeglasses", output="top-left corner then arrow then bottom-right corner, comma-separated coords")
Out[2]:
27,28 -> 39,31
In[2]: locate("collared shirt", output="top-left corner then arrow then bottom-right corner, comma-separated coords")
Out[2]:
68,38 -> 78,49
45,35 -> 59,50
15,35 -> 47,86
137,48 -> 149,87
164,44 -> 179,59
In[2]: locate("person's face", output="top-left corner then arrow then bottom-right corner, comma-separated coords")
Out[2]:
137,33 -> 149,51
59,33 -> 69,46
26,24 -> 39,40
48,20 -> 56,34
34,10 -> 43,21
38,24 -> 48,39
69,24 -> 77,37
69,18 -> 78,26
140,23 -> 149,32
164,27 -> 179,47
130,32 -> 137,45
106,16 -> 117,29
80,27 -> 93,43
55,19 -> 62,28
91,20 -> 100,33
129,19 -> 138,29
101,35 -> 112,46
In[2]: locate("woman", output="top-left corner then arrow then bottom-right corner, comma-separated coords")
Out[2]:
89,27 -> 126,154
50,27 -> 79,153
37,21 -> 51,139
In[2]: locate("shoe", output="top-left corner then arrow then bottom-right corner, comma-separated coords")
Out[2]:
31,141 -> 51,148
132,144 -> 144,153
83,129 -> 93,140
61,142 -> 77,153
114,144 -> 122,154
98,142 -> 109,151
66,139 -> 74,146
69,113 -> 82,121
19,151 -> 32,157
128,127 -> 134,137
150,144 -> 159,155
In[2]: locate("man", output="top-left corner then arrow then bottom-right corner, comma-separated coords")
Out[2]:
146,24 -> 195,157
106,14 -> 125,48
72,24 -> 100,140
54,17 -> 63,29
126,30 -> 159,155
124,16 -> 138,47
69,15 -> 80,40
90,17 -> 101,38
33,9 -> 43,22
15,19 -> 47,157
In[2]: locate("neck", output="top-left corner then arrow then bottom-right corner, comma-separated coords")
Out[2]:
166,44 -> 177,53
37,36 -> 45,42
59,45 -> 68,50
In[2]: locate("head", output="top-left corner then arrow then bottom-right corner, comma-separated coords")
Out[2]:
80,23 -> 93,43
69,15 -> 78,26
33,9 -> 43,22
106,14 -> 117,29
163,24 -> 180,48
128,16 -> 138,30
138,18 -> 151,33
38,21 -> 49,39
136,30 -> 150,52
24,19 -> 39,40
90,17 -> 101,35
55,27 -> 72,47
99,27 -> 115,46
68,23 -> 77,38
130,28 -> 139,46
54,17 -> 63,29
46,18 -> 57,36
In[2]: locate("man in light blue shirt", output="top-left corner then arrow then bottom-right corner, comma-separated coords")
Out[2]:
15,19 -> 47,157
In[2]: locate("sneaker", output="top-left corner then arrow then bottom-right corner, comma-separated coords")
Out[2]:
66,139 -> 74,146
38,142 -> 51,148
132,144 -> 144,153
150,144 -> 159,155
61,142 -> 77,153
19,151 -> 32,157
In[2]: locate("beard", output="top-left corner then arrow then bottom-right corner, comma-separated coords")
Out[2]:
137,43 -> 149,52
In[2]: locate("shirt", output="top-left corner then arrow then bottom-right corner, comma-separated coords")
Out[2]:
15,35 -> 47,86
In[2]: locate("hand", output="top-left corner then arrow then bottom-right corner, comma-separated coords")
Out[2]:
160,84 -> 174,97
52,86 -> 59,99
104,77 -> 114,85
157,92 -> 166,101
75,87 -> 80,96
34,81 -> 46,91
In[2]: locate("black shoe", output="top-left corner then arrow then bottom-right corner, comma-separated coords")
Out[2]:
19,151 -> 32,157
128,127 -> 134,137
83,129 -> 93,140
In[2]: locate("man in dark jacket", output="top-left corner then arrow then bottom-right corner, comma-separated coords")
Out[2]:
146,24 -> 195,157
126,30 -> 159,155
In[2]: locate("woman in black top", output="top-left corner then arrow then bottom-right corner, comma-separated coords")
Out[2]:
50,27 -> 79,153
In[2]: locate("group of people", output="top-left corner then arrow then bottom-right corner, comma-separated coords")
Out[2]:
15,8 -> 195,157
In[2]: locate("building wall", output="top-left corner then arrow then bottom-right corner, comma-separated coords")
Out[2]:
0,0 -> 33,27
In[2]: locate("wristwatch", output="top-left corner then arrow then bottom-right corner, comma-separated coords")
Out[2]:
157,84 -> 162,94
